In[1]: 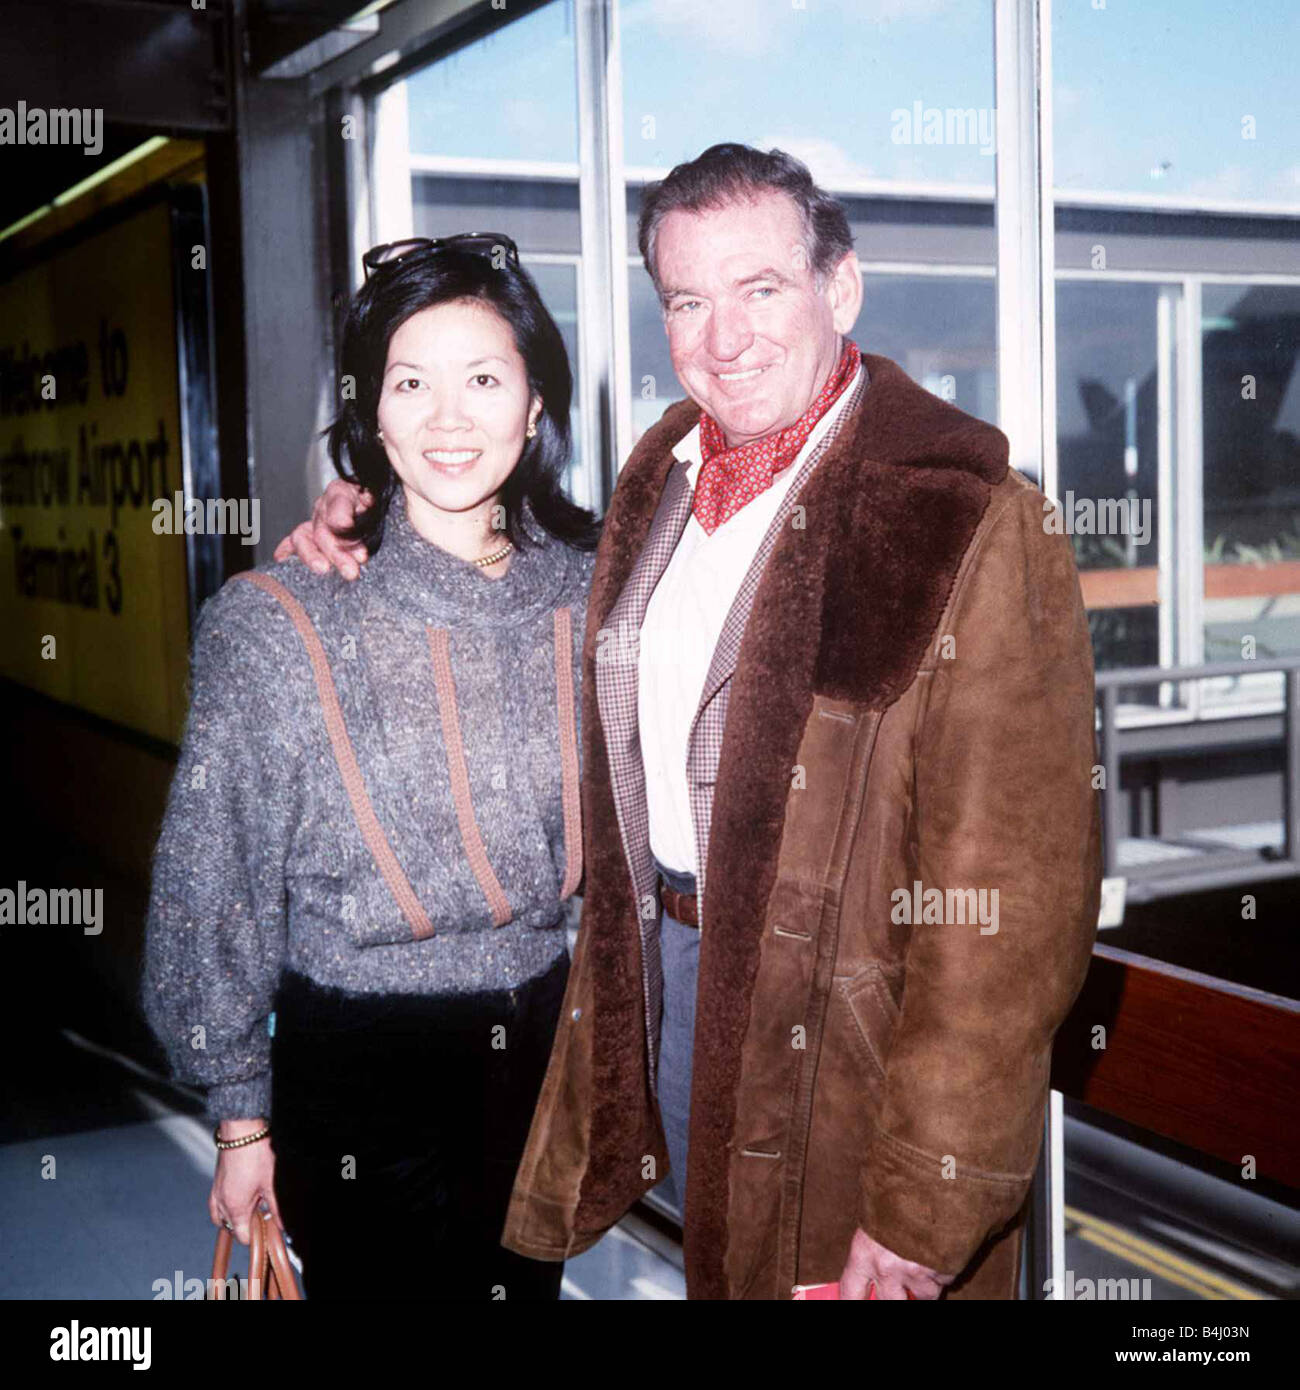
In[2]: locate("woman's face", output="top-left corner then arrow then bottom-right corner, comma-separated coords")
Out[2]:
375,296 -> 541,526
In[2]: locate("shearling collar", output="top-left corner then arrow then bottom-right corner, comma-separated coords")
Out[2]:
589,349 -> 1009,650
633,349 -> 1005,488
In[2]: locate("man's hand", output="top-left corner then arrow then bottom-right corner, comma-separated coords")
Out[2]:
839,1227 -> 956,1300
272,478 -> 373,579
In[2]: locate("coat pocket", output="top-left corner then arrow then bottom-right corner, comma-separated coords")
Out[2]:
836,962 -> 903,1083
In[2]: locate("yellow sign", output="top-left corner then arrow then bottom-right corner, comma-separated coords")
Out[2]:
0,199 -> 190,743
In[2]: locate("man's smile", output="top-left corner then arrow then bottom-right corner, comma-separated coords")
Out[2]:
711,363 -> 777,392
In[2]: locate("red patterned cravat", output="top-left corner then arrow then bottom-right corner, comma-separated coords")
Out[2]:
692,339 -> 861,535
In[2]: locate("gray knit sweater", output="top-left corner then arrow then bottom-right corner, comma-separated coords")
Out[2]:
141,498 -> 596,1124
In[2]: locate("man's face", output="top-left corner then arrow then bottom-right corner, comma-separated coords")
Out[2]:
654,191 -> 862,447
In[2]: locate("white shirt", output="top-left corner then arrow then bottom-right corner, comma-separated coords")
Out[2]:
638,367 -> 864,874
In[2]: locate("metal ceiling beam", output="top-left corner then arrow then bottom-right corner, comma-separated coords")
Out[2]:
0,1 -> 232,132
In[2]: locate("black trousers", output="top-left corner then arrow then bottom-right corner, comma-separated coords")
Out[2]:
269,952 -> 568,1301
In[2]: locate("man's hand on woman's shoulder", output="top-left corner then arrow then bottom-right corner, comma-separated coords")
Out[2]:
273,478 -> 373,579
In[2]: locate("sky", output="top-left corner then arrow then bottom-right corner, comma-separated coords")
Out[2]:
403,0 -> 1300,205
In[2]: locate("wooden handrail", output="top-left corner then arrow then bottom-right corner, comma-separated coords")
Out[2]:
1051,944 -> 1300,1188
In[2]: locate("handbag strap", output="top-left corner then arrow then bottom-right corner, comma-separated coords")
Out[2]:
262,1212 -> 301,1300
210,1224 -> 233,1293
209,1213 -> 301,1300
248,1209 -> 270,1300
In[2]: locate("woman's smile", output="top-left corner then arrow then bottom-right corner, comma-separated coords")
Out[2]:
422,446 -> 483,472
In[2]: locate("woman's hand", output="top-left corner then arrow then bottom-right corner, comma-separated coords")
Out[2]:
209,1117 -> 284,1245
272,479 -> 373,579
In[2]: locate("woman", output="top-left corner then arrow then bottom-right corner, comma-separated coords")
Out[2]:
142,233 -> 599,1300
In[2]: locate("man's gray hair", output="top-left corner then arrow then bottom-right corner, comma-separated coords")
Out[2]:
637,143 -> 855,299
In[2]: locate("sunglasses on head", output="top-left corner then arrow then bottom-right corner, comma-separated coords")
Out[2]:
361,232 -> 521,280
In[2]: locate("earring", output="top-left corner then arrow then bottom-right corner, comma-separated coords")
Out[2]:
526,423 -> 537,439
377,428 -> 385,440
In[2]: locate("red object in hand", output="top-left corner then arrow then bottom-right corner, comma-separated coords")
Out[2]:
791,1280 -> 916,1300
792,1280 -> 842,1299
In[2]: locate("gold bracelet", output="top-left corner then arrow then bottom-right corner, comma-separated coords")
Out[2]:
213,1123 -> 271,1150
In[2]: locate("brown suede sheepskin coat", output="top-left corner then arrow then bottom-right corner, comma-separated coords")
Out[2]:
501,351 -> 1102,1299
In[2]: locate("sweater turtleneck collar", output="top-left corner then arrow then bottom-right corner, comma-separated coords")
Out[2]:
358,492 -> 577,628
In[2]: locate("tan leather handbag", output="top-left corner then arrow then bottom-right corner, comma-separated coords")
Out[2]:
208,1210 -> 302,1300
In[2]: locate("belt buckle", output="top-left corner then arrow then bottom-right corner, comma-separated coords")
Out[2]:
659,874 -> 698,929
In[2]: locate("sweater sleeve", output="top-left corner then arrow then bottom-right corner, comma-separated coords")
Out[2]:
140,579 -> 301,1125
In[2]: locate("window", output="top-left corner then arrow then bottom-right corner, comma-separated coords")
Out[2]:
620,0 -> 996,188
858,273 -> 996,425
1053,0 -> 1300,718
369,1 -> 594,506
619,0 -> 995,447
1053,1 -> 1300,208
1201,282 -> 1300,673
1056,280 -> 1174,698
1050,0 -> 1300,929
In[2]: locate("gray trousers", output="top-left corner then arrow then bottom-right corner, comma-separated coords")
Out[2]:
651,856 -> 700,1220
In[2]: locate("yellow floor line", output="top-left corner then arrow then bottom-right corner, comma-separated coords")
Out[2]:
1065,1206 -> 1262,1300
1071,1225 -> 1229,1300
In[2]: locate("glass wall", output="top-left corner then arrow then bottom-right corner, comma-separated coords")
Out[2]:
404,4 -> 578,165
619,0 -> 996,184
1201,282 -> 1300,670
1052,0 -> 1300,712
359,0 -> 1300,718
1052,0 -> 1299,208
1055,280 -> 1172,697
858,274 -> 996,425
374,1 -> 591,504
620,0 -> 995,443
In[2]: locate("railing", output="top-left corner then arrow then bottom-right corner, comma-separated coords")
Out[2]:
1052,945 -> 1300,1190
1094,657 -> 1300,898
1081,560 -> 1300,610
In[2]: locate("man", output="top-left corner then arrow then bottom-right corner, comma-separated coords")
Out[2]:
282,143 -> 1101,1300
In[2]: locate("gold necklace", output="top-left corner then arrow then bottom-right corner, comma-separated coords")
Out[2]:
472,539 -> 515,568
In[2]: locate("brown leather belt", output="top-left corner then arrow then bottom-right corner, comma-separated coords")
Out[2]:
659,875 -> 700,929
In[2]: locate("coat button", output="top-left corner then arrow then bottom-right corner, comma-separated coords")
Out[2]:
571,1007 -> 582,1021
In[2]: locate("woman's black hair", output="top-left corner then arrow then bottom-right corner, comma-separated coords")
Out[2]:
326,246 -> 602,553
